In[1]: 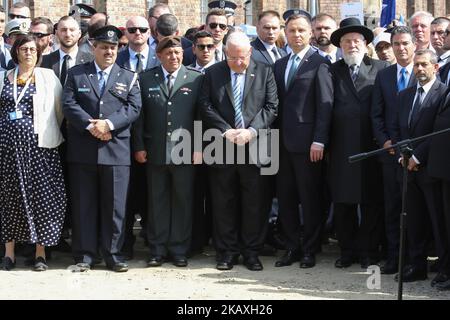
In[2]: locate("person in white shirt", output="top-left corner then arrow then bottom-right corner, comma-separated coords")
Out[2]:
312,13 -> 341,63
191,31 -> 216,73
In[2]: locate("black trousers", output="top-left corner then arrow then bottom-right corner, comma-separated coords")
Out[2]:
334,202 -> 383,260
70,164 -> 129,266
146,164 -> 195,257
382,163 -> 402,261
441,181 -> 450,273
277,147 -> 324,254
405,171 -> 446,269
208,165 -> 268,258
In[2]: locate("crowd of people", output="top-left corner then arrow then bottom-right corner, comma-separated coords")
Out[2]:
0,1 -> 449,293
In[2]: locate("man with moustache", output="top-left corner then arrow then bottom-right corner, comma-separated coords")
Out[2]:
63,25 -> 141,272
371,26 -> 417,274
251,10 -> 286,65
312,13 -> 342,63
316,18 -> 389,268
30,17 -> 54,56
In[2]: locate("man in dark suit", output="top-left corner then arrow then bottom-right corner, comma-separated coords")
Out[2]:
273,13 -> 329,269
200,30 -> 278,271
62,25 -> 141,272
115,15 -> 156,260
204,9 -> 228,63
251,10 -> 286,66
428,89 -> 450,291
371,26 -> 417,274
133,36 -> 202,267
190,31 -> 216,73
438,23 -> 450,85
393,49 -> 448,283
316,18 -> 389,268
312,13 -> 342,63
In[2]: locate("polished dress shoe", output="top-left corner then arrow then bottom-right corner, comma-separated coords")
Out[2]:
431,272 -> 450,287
300,254 -> 316,268
216,255 -> 239,271
2,257 -> 16,271
435,279 -> 450,291
244,256 -> 263,271
111,262 -> 129,272
395,265 -> 427,282
33,257 -> 48,272
381,260 -> 398,275
335,257 -> 353,268
275,250 -> 300,267
147,256 -> 164,267
173,256 -> 188,267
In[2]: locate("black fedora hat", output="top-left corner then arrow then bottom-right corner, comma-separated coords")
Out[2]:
330,17 -> 374,47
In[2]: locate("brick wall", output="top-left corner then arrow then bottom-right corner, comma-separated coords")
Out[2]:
105,0 -> 147,26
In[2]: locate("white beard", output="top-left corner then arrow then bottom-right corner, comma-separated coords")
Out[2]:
342,51 -> 365,66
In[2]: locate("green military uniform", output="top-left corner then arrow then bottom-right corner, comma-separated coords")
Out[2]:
133,64 -> 203,259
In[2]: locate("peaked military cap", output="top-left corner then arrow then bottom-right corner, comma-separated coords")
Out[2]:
208,1 -> 237,17
92,25 -> 123,44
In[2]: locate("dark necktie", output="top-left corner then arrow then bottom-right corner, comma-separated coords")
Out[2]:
271,47 -> 280,62
60,54 -> 70,85
135,53 -> 143,73
0,50 -> 6,69
325,54 -> 332,62
167,73 -> 173,95
215,49 -> 221,62
350,64 -> 359,84
409,87 -> 424,128
286,54 -> 300,89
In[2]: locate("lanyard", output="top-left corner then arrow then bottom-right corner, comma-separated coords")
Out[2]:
13,67 -> 34,110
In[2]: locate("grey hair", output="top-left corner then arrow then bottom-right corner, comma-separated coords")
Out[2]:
409,11 -> 433,25
415,48 -> 438,64
225,28 -> 250,50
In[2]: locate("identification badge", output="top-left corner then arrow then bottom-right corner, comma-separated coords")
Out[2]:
9,110 -> 23,120
78,88 -> 91,93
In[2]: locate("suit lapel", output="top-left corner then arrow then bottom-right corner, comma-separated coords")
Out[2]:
407,72 -> 417,88
86,62 -> 100,98
242,61 -> 256,103
256,39 -> 273,64
155,66 -> 169,98
355,58 -> 373,91
286,48 -> 315,91
171,65 -> 187,97
339,60 -> 359,99
51,51 -> 60,78
278,55 -> 289,93
103,64 -> 121,97
411,80 -> 438,130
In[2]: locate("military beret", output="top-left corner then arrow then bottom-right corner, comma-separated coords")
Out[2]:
6,18 -> 31,37
92,25 -> 123,44
156,36 -> 182,53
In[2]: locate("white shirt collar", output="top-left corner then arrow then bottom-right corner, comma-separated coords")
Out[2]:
59,48 -> 78,61
258,37 -> 277,52
195,59 -> 215,71
290,45 -> 311,61
94,62 -> 114,75
128,46 -> 149,60
440,51 -> 450,61
396,63 -> 413,77
161,65 -> 181,79
416,77 -> 436,95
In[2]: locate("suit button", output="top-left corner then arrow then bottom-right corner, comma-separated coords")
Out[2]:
99,113 -> 103,117
168,111 -> 171,115
168,102 -> 172,106
168,122 -> 171,125
100,101 -> 104,105
167,132 -> 171,136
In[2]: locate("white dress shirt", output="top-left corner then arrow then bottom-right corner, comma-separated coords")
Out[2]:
59,48 -> 78,74
396,63 -> 414,85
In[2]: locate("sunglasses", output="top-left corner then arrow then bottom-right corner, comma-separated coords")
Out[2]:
196,44 -> 215,50
208,23 -> 227,31
8,13 -> 29,19
31,32 -> 51,38
127,27 -> 149,34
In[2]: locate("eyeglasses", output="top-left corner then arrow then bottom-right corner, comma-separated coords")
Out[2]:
226,53 -> 251,62
196,44 -> 215,50
19,47 -> 37,53
445,30 -> 450,37
127,27 -> 149,34
8,13 -> 29,19
31,32 -> 51,38
208,23 -> 227,31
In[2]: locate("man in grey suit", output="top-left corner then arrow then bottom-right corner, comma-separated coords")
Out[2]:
251,10 -> 286,65
316,18 -> 389,269
371,26 -> 417,274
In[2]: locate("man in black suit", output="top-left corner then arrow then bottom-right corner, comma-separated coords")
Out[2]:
200,30 -> 278,271
204,9 -> 228,63
273,13 -> 329,269
133,36 -> 203,267
316,18 -> 389,269
251,10 -> 286,66
438,23 -> 450,85
62,26 -> 141,272
312,13 -> 342,63
371,26 -> 417,274
393,49 -> 448,283
190,31 -> 216,73
428,88 -> 450,291
116,15 -> 157,260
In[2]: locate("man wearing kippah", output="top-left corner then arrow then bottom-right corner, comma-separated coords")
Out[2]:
133,36 -> 203,268
62,25 -> 142,273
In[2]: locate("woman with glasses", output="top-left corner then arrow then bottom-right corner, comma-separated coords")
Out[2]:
0,35 -> 66,271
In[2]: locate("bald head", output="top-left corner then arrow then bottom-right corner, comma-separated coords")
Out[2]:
125,16 -> 150,51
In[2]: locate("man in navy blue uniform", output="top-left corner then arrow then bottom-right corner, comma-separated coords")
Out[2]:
63,25 -> 142,272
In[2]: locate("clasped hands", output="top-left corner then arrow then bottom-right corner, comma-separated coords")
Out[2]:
89,119 -> 111,141
224,129 -> 254,145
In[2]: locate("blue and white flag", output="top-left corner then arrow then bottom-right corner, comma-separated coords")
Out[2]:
380,0 -> 396,27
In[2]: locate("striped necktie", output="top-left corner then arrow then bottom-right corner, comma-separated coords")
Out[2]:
233,73 -> 244,129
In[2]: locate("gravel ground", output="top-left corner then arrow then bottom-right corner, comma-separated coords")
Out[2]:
1,238 -> 448,300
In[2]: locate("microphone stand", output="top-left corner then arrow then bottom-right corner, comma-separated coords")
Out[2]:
348,127 -> 450,300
